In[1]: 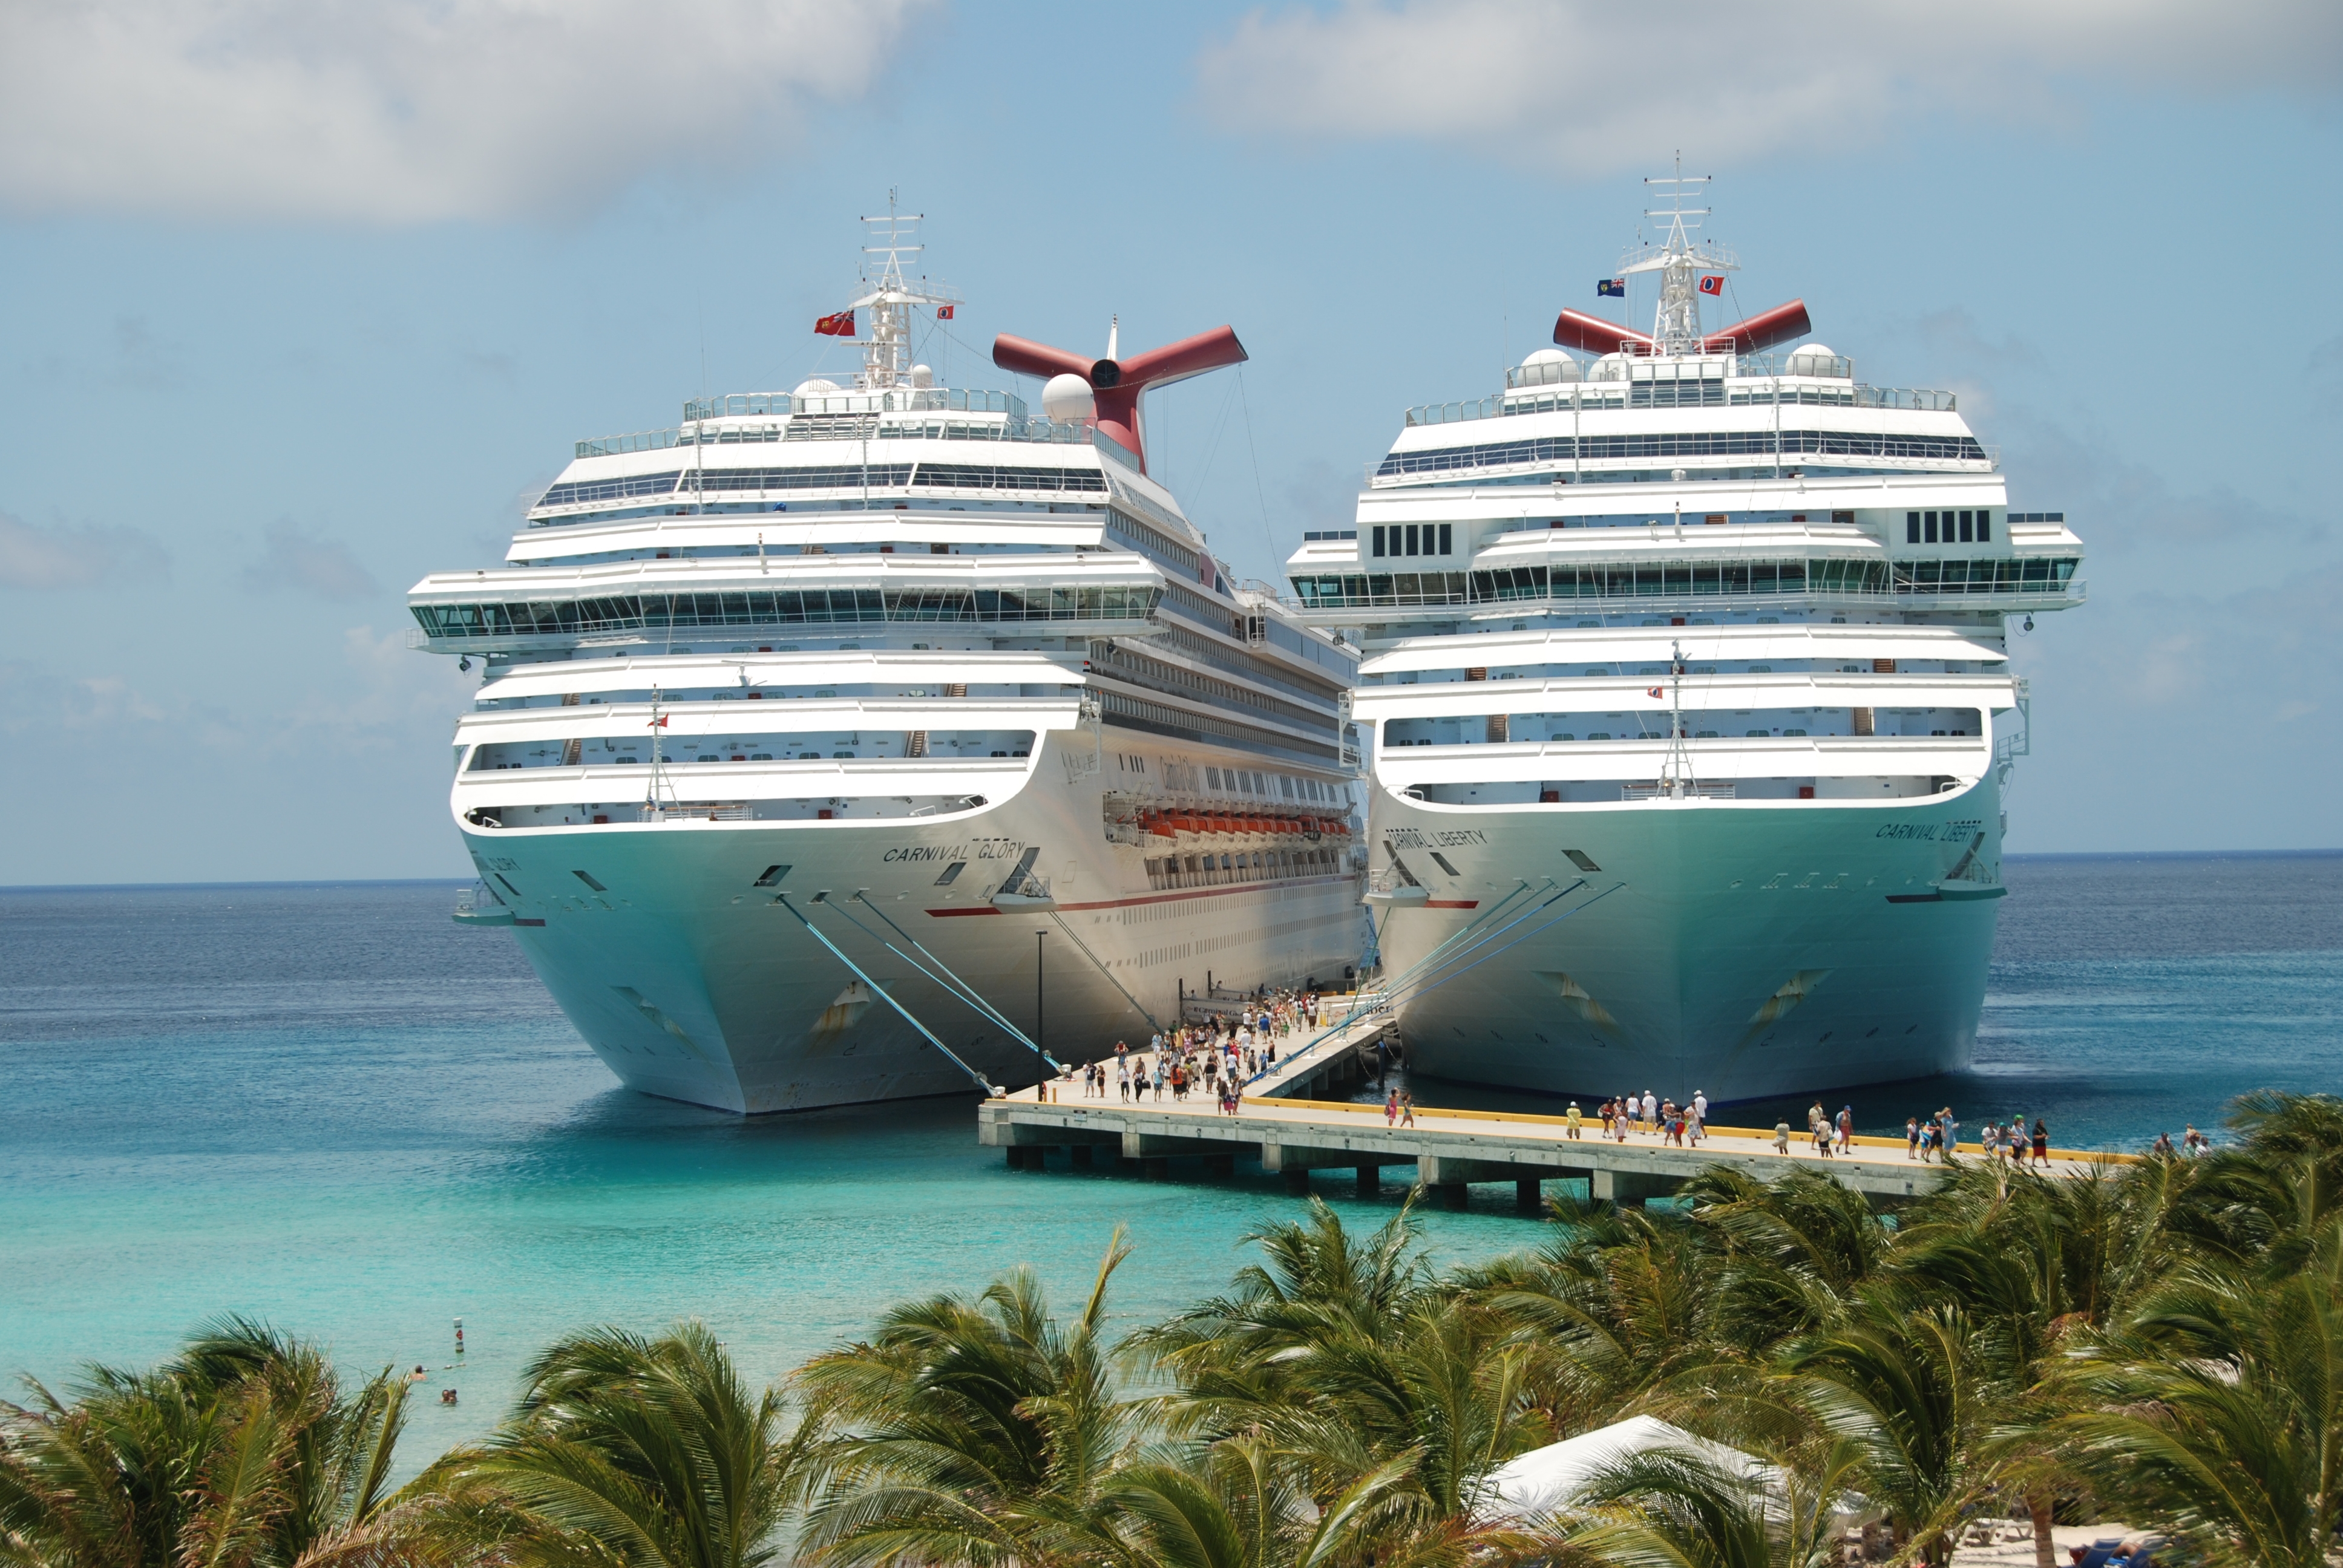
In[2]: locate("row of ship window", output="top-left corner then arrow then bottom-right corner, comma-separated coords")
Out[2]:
473,733 -> 1038,768
1095,689 -> 1341,763
413,585 -> 1162,638
1287,557 -> 2080,609
1910,510 -> 1989,544
1386,728 -> 1974,741
537,462 -> 1110,511
1374,428 -> 1990,480
1369,523 -> 1455,558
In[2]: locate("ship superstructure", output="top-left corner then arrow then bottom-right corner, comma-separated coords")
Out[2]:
414,209 -> 1364,1112
1283,171 -> 2085,1100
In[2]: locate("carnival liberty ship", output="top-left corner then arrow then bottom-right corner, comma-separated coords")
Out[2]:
1283,172 -> 2085,1101
414,210 -> 1364,1112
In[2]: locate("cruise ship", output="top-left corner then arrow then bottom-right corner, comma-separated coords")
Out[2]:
1282,174 -> 2085,1102
413,211 -> 1365,1112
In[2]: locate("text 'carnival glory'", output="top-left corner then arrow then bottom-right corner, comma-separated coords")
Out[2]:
1282,172 -> 2084,1101
413,208 -> 1365,1112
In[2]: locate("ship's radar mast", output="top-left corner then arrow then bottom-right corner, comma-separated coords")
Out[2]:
1620,152 -> 1738,356
851,189 -> 962,390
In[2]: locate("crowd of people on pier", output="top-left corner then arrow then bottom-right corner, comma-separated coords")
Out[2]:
1056,987 -> 1334,1115
1040,1016 -> 2220,1167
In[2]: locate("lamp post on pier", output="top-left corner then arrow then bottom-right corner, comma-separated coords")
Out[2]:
1034,930 -> 1049,1099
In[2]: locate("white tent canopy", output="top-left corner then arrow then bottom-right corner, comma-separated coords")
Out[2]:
1474,1415 -> 1769,1522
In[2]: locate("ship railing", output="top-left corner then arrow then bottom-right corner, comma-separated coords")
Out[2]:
575,413 -> 1092,460
681,387 -> 1029,422
643,802 -> 753,822
1404,377 -> 1961,428
1277,575 -> 2085,616
1363,443 -> 1995,486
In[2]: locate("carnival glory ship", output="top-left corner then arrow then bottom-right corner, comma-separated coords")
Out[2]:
1283,172 -> 2085,1100
414,210 -> 1364,1112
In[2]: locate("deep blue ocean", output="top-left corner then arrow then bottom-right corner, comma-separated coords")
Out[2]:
3,852 -> 2338,1466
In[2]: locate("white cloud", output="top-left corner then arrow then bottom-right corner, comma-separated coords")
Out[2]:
1194,1 -> 2342,171
0,0 -> 931,223
243,520 -> 378,599
0,511 -> 171,589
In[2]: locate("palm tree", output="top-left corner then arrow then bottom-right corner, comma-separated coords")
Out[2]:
2052,1263 -> 2343,1568
425,1318 -> 816,1568
2168,1091 -> 2343,1279
1087,1438 -> 1535,1568
1458,1197 -> 1754,1442
1133,1200 -> 1549,1512
1134,1200 -> 1438,1387
0,1316 -> 421,1568
793,1230 -> 1140,1568
1888,1160 -> 2170,1568
1780,1301 -> 1993,1567
1559,1440 -> 1866,1568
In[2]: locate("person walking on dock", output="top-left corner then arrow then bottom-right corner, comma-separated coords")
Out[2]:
1835,1106 -> 1853,1153
1640,1089 -> 1657,1132
1773,1118 -> 1791,1154
1400,1091 -> 1415,1128
1906,1116 -> 1920,1159
2030,1118 -> 2050,1169
1567,1101 -> 1583,1140
1385,1090 -> 1398,1126
1691,1090 -> 1708,1142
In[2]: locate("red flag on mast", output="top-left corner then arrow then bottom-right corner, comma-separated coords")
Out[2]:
813,310 -> 855,337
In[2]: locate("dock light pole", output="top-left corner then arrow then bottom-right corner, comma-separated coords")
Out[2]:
1035,930 -> 1049,1099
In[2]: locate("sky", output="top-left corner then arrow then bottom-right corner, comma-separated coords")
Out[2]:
1,0 -> 2338,885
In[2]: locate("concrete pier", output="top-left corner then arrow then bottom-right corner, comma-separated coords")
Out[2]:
979,1093 -> 2124,1207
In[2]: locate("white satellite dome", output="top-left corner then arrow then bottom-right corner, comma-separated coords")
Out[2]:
1520,347 -> 1579,383
1587,352 -> 1630,382
793,377 -> 842,396
1785,343 -> 1846,377
909,363 -> 934,388
1042,371 -> 1096,423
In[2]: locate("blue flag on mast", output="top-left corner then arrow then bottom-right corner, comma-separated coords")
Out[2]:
1596,278 -> 1625,297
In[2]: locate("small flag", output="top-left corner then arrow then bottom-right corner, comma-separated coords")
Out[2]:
1698,275 -> 1723,296
1597,278 -> 1625,298
1647,686 -> 1665,699
814,310 -> 855,337
648,714 -> 668,728
935,304 -> 955,319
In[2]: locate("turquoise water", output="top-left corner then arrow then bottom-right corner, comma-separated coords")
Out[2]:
4,854 -> 2338,1465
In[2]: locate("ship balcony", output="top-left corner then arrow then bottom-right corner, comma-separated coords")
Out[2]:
1283,557 -> 2083,620
406,554 -> 1167,656
1373,733 -> 1989,803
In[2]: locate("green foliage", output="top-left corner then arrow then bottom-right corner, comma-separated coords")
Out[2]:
0,1316 -> 432,1568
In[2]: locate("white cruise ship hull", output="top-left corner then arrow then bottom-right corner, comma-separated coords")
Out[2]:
462,731 -> 1366,1113
1370,774 -> 2004,1103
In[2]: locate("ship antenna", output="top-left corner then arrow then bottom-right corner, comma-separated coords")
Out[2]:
852,193 -> 962,391
1662,638 -> 1697,800
1623,150 -> 1737,357
645,685 -> 674,820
